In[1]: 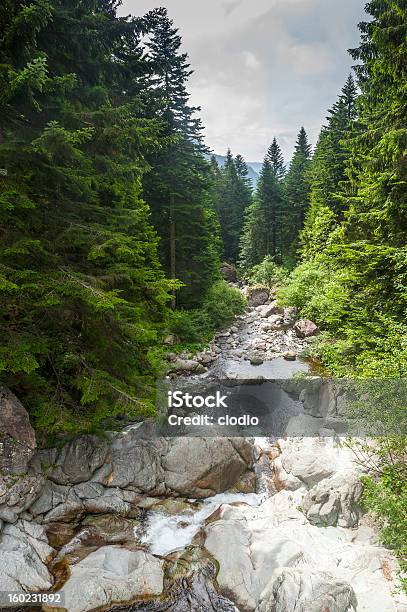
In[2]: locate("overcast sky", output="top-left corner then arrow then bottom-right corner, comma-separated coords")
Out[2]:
120,0 -> 366,163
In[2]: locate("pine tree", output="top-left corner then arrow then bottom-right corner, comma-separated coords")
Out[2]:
282,127 -> 312,262
216,150 -> 252,262
142,8 -> 220,307
266,137 -> 285,180
301,75 -> 358,256
239,139 -> 284,270
0,0 -> 173,433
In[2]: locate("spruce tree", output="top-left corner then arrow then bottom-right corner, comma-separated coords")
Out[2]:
239,138 -> 284,270
216,151 -> 252,262
0,0 -> 173,432
301,75 -> 358,256
282,127 -> 312,262
142,8 -> 220,306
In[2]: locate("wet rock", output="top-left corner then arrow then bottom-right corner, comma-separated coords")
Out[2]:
294,319 -> 320,338
258,303 -> 280,318
265,567 -> 358,612
249,355 -> 264,366
44,547 -> 164,612
220,262 -> 237,283
0,519 -> 53,592
248,286 -> 269,307
302,470 -> 363,527
283,351 -> 297,361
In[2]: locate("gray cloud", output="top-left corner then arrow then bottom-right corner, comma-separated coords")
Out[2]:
223,0 -> 243,17
120,0 -> 366,162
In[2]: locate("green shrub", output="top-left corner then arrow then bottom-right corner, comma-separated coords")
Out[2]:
245,256 -> 288,288
167,280 -> 246,344
202,280 -> 246,329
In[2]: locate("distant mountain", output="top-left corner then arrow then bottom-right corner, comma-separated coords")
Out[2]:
209,154 -> 260,188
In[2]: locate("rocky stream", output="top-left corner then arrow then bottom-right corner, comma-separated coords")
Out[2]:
0,286 -> 406,612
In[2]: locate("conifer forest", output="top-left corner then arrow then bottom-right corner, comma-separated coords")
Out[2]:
0,0 -> 406,601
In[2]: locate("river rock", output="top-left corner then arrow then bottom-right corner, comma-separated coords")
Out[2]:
170,359 -> 203,374
44,547 -> 163,612
220,262 -> 237,283
162,437 -> 254,498
0,387 -> 36,474
266,567 -> 358,612
294,319 -> 320,338
279,438 -> 340,488
283,351 -> 297,361
302,470 -> 363,527
37,435 -> 109,486
283,306 -> 298,324
0,473 -> 45,523
204,489 -> 399,612
248,287 -> 269,307
0,519 -> 53,593
258,303 -> 282,318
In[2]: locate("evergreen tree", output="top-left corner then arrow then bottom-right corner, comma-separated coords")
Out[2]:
282,127 -> 312,261
301,75 -> 358,256
216,150 -> 252,262
0,0 -> 173,432
239,139 -> 284,270
266,137 -> 285,180
142,8 -> 220,307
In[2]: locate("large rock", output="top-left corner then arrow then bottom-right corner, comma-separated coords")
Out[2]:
279,438 -> 338,488
203,488 -> 400,612
0,388 -> 45,523
31,435 -> 109,486
162,437 -> 254,498
220,262 -> 238,283
0,387 -> 36,473
36,424 -> 255,501
248,286 -> 269,307
0,473 -> 45,523
293,319 -> 320,339
269,568 -> 357,612
0,519 -> 53,593
258,303 -> 283,318
302,470 -> 363,527
44,546 -> 163,612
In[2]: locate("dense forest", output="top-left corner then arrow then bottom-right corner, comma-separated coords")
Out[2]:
0,0 -> 406,586
1,0 -> 406,425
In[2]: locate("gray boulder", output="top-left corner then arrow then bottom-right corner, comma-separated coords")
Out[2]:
294,319 -> 320,338
44,546 -> 163,612
271,568 -> 357,612
0,386 -> 36,473
0,520 -> 53,593
220,262 -> 237,283
302,470 -> 363,527
248,286 -> 269,307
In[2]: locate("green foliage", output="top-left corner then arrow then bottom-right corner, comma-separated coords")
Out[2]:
141,8 -> 221,307
212,150 -> 252,264
0,0 -> 178,434
282,127 -> 312,260
167,280 -> 246,343
362,467 -> 407,591
239,139 -> 285,270
245,256 -> 288,288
